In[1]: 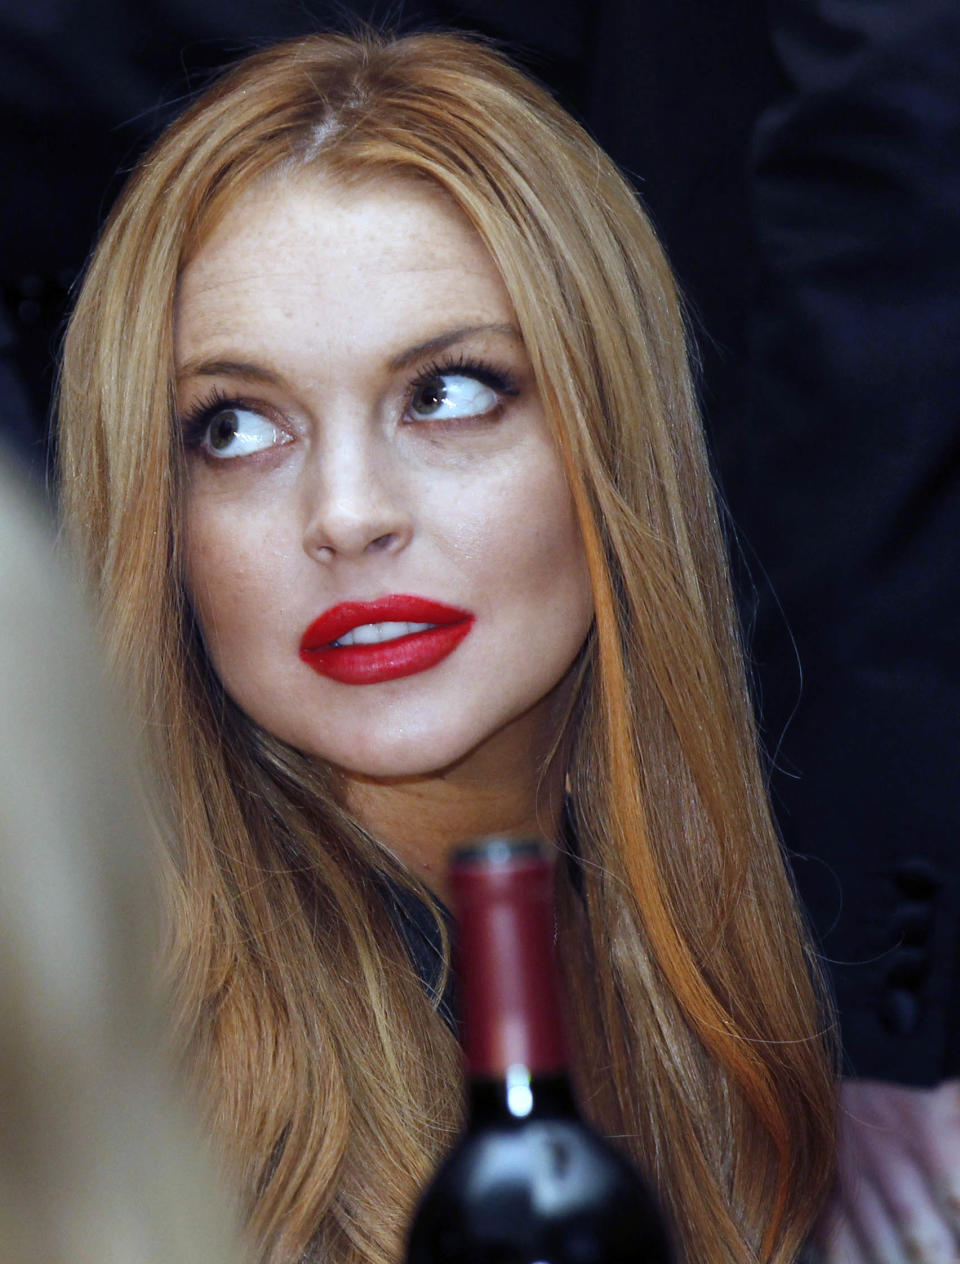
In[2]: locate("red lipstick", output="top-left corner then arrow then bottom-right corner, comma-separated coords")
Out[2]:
299,595 -> 474,685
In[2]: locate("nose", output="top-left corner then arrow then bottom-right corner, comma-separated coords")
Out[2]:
301,434 -> 413,564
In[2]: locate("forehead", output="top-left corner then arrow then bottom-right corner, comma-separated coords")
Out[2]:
176,170 -> 507,314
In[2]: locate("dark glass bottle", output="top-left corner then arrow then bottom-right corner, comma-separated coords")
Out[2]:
405,837 -> 673,1264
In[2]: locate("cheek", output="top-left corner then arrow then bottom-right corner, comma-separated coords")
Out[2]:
452,457 -> 593,632
496,461 -> 588,579
183,497 -> 278,654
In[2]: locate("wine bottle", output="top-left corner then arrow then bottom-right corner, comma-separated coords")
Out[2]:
405,836 -> 673,1264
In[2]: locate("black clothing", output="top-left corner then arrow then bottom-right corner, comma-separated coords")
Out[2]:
384,879 -> 459,1036
741,0 -> 960,1083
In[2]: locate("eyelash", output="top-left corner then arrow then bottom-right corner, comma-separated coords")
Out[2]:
178,355 -> 521,452
180,386 -> 244,452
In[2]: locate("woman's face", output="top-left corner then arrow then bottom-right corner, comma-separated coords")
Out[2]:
175,173 -> 594,786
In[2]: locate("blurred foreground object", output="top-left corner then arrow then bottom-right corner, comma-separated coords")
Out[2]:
0,453 -> 248,1264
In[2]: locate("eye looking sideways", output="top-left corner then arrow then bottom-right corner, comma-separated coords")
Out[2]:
182,395 -> 290,458
182,362 -> 519,462
174,172 -> 594,794
406,361 -> 516,422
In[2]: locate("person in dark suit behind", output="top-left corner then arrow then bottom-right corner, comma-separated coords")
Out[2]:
740,1 -> 960,1258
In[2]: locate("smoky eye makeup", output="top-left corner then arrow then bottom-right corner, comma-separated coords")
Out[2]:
178,387 -> 289,460
176,346 -> 527,455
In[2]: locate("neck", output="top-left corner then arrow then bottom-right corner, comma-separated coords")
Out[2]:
344,730 -> 568,902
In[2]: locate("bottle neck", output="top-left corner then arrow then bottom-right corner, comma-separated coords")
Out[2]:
451,843 -> 568,1081
466,1071 -> 578,1127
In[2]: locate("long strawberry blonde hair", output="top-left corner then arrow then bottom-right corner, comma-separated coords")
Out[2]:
58,30 -> 835,1264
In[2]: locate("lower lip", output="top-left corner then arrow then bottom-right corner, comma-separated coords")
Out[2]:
300,619 -> 474,684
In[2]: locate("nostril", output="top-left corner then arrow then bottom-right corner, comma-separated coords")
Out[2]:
368,532 -> 396,552
302,508 -> 411,561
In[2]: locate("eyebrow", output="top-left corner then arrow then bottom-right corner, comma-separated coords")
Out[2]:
176,323 -> 523,385
176,357 -> 283,386
386,323 -> 522,370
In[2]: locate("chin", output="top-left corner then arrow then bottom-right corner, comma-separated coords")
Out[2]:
308,722 -> 492,783
328,745 -> 471,782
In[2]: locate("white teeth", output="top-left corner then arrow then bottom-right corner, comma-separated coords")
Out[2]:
333,621 -> 434,647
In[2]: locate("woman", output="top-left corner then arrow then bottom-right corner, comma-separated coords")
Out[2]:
57,30 -> 835,1264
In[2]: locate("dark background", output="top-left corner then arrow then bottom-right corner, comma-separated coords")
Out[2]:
2,0 -> 958,1086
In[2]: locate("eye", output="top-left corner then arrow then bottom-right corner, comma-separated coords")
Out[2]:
408,372 -> 501,422
195,405 -> 287,460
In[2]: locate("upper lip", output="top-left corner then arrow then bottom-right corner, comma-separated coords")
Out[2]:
300,595 -> 473,650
